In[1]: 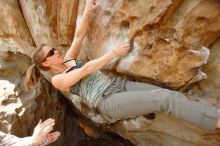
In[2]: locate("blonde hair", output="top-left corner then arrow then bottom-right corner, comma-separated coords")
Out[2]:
25,44 -> 49,90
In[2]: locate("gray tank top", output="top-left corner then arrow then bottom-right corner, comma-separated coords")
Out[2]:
70,70 -> 116,107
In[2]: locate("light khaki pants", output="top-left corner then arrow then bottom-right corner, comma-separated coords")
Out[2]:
97,80 -> 219,130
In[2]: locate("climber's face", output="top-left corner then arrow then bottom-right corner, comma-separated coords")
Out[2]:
42,46 -> 64,66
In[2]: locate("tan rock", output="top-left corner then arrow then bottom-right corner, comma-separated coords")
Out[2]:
191,38 -> 220,107
56,0 -> 79,46
1,0 -> 220,145
180,0 -> 220,48
0,0 -> 34,45
80,0 -> 220,89
0,36 -> 34,56
19,0 -> 78,50
111,113 -> 220,146
19,0 -> 57,47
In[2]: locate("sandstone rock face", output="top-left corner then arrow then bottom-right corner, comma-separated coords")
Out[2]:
0,0 -> 34,45
0,36 -> 34,56
19,0 -> 78,49
111,114 -> 220,146
19,0 -> 58,47
81,0 -> 220,89
0,0 -> 220,146
191,38 -> 220,106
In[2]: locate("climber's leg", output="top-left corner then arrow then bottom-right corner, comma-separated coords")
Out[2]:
98,88 -> 219,131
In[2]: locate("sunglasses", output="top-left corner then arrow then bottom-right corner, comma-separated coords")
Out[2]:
44,48 -> 56,61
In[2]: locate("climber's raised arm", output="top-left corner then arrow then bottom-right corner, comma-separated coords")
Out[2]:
64,0 -> 100,60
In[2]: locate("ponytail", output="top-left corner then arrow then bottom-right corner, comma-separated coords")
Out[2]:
25,64 -> 41,90
25,44 -> 48,90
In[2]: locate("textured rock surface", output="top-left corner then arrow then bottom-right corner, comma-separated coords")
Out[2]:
19,0 -> 58,47
81,0 -> 220,89
0,0 -> 34,45
110,114 -> 220,146
0,0 -> 220,146
191,38 -> 220,106
19,0 -> 78,49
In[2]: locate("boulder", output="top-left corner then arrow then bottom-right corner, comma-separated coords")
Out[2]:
1,0 -> 220,145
